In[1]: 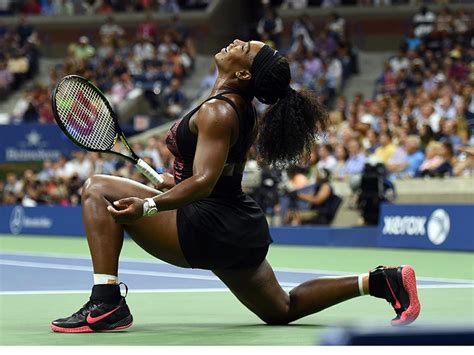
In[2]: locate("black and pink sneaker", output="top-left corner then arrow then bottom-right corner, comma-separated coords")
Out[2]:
369,265 -> 421,326
51,283 -> 133,333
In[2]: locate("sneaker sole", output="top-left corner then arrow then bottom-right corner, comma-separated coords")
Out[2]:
50,322 -> 133,333
391,265 -> 421,326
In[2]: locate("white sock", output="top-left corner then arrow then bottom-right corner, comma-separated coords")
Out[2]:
94,273 -> 118,285
358,274 -> 367,296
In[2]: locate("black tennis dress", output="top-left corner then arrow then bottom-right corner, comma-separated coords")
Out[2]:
165,89 -> 273,270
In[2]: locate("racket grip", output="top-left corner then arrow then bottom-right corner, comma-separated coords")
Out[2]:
136,158 -> 164,186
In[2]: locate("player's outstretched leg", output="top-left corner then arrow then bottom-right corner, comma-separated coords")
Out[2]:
368,265 -> 421,326
214,260 -> 420,326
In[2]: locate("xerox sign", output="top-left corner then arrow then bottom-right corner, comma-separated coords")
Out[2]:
378,204 -> 472,251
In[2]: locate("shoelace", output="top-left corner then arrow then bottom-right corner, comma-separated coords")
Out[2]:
71,300 -> 98,318
69,283 -> 128,318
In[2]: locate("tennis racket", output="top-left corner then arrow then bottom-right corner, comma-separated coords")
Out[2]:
51,74 -> 164,186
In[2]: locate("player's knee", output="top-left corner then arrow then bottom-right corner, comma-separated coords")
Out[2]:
259,301 -> 291,325
260,313 -> 291,325
82,175 -> 109,201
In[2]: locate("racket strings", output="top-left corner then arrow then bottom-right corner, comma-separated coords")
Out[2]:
55,78 -> 117,150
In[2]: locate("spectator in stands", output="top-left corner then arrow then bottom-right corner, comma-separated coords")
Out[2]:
326,54 -> 343,96
62,151 -> 93,181
137,12 -> 158,40
363,128 -> 380,154
316,144 -> 337,174
374,131 -> 397,164
39,0 -> 55,15
415,141 -> 448,178
290,15 -> 315,53
3,173 -> 23,195
133,34 -> 155,62
200,64 -> 217,91
55,0 -> 74,15
435,6 -> 453,35
257,6 -> 283,49
159,0 -> 180,14
21,0 -> 41,14
82,0 -> 102,15
389,135 -> 425,179
413,6 -> 436,39
16,16 -> 34,47
454,145 -> 474,177
68,36 -> 95,62
109,73 -> 134,107
327,12 -> 346,44
453,8 -> 470,37
99,15 -> 124,44
332,144 -> 348,180
389,46 -> 410,74
404,28 -> 422,51
281,0 -> 307,10
314,30 -> 337,59
288,168 -> 341,225
163,78 -> 186,118
0,60 -> 13,99
168,14 -> 189,46
337,138 -> 366,180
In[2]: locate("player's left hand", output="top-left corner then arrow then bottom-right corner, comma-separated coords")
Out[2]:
107,197 -> 145,224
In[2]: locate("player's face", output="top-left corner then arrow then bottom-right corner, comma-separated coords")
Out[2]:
214,39 -> 265,76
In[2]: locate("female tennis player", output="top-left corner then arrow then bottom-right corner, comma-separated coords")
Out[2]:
51,40 -> 420,333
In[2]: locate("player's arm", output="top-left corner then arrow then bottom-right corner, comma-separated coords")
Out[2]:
151,101 -> 235,210
108,100 -> 236,223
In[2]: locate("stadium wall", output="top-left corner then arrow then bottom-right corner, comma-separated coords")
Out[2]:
1,203 -> 472,252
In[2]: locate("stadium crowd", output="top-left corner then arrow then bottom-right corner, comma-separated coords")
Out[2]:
6,12 -> 195,124
255,6 -> 359,109
1,5 -> 473,226
0,15 -> 40,101
0,0 -> 210,16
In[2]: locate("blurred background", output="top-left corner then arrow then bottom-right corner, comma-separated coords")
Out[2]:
0,0 -> 473,229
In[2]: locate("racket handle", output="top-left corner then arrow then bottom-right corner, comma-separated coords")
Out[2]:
136,158 -> 164,186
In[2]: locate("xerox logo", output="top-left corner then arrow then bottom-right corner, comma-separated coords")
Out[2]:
382,209 -> 450,245
427,209 -> 450,245
382,216 -> 427,236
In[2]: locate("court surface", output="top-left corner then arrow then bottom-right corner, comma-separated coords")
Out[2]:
1,234 -> 473,345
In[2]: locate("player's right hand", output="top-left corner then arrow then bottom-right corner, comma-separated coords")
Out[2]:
156,173 -> 176,190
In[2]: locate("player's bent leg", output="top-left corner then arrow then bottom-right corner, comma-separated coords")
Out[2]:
82,174 -> 189,269
51,174 -> 189,333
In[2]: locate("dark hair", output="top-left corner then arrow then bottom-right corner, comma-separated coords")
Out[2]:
255,58 -> 328,168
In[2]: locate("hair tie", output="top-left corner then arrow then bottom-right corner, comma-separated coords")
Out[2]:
250,45 -> 284,104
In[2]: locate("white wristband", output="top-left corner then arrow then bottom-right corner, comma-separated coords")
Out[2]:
143,198 -> 158,217
358,274 -> 366,296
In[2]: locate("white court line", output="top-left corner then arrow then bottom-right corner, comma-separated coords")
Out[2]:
0,258 -> 296,289
1,258 -> 474,292
0,259 -> 219,281
0,288 -> 230,295
1,283 -> 474,296
1,251 -> 474,284
0,250 -> 166,265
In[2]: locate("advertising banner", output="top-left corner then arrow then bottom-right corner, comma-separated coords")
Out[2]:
378,204 -> 474,251
1,204 -> 473,252
0,124 -> 77,162
0,205 -> 85,236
